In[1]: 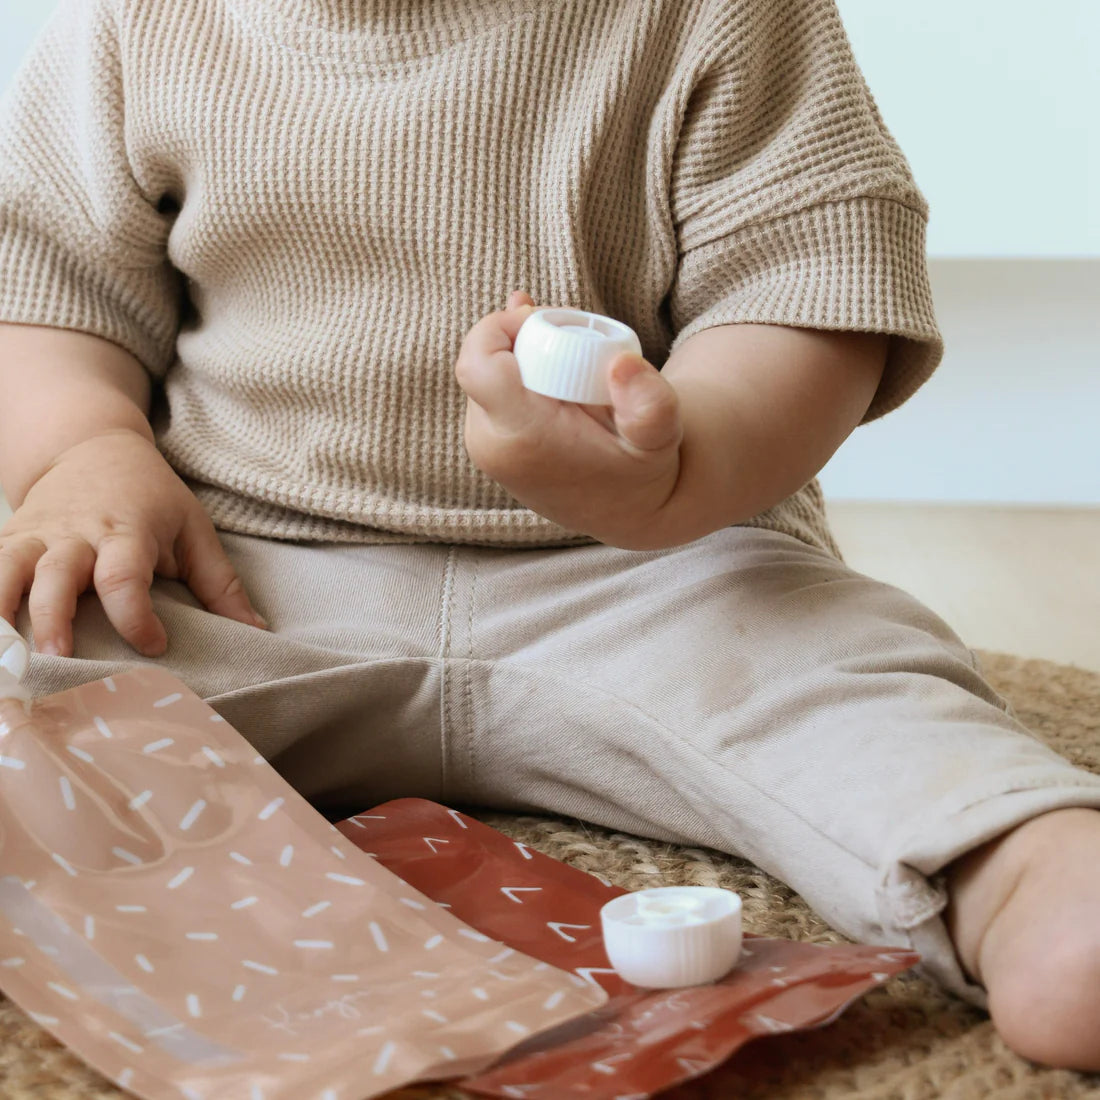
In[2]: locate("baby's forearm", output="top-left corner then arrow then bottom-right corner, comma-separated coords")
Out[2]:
654,323 -> 889,545
0,324 -> 153,507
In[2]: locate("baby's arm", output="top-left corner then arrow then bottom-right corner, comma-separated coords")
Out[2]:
0,324 -> 265,657
457,292 -> 886,549
656,321 -> 888,544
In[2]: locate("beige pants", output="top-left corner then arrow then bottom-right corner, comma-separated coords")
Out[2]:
23,527 -> 1100,1005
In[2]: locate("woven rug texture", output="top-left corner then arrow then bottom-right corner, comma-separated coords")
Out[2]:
1,651 -> 1098,1099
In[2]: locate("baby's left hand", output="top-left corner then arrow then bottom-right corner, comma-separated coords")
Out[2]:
456,291 -> 683,548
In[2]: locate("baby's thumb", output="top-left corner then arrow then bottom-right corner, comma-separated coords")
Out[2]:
608,355 -> 682,453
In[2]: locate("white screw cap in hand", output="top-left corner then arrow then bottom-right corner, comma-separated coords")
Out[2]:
513,308 -> 642,405
600,886 -> 743,988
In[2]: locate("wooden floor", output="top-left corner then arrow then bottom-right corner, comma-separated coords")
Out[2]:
1,496 -> 1097,671
826,502 -> 1100,672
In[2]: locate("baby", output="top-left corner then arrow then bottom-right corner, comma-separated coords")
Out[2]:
1,0 -> 1098,1072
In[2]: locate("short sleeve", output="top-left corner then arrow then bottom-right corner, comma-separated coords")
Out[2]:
0,0 -> 180,377
666,0 -> 943,422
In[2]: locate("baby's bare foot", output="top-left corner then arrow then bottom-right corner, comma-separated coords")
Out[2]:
946,807 -> 1100,1071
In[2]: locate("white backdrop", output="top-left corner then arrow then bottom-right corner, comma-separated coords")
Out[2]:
2,0 -> 1097,504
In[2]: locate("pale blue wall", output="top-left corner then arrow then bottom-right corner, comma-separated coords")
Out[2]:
834,0 -> 1099,258
4,0 -> 1097,257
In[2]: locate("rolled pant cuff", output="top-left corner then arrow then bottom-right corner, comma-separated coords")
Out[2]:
874,774 -> 1100,1006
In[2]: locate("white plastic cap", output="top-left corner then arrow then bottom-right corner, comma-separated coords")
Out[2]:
600,886 -> 743,989
513,308 -> 642,405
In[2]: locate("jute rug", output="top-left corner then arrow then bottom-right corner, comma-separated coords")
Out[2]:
2,651 -> 1098,1098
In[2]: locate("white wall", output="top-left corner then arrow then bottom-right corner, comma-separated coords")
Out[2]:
819,259 -> 1100,504
835,0 -> 1099,258
0,0 -> 55,102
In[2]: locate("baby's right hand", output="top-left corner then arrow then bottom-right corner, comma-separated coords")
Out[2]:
0,429 -> 265,658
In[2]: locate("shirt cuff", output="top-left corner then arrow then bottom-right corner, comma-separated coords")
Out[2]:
669,197 -> 944,422
0,205 -> 177,377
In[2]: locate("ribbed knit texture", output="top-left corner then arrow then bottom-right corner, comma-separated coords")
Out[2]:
0,0 -> 943,551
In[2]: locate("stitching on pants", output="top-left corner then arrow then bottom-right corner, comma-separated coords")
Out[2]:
464,555 -> 479,791
438,547 -> 458,797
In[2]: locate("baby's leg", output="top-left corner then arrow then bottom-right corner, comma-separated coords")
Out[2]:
946,805 -> 1100,1069
438,528 -> 1100,1070
21,533 -> 455,810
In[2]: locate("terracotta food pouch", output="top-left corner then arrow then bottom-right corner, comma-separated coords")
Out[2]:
0,650 -> 606,1100
337,800 -> 920,1098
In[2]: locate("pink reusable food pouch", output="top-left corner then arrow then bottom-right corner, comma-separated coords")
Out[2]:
0,667 -> 606,1100
336,801 -> 920,1098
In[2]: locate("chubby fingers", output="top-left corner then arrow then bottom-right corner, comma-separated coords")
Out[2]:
93,533 -> 168,657
607,353 -> 683,454
0,535 -> 43,635
27,538 -> 95,657
455,300 -> 545,433
177,510 -> 267,630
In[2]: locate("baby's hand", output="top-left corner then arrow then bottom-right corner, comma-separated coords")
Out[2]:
0,429 -> 265,658
456,291 -> 683,548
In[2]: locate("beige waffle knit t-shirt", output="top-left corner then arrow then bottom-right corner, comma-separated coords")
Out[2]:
0,0 -> 942,552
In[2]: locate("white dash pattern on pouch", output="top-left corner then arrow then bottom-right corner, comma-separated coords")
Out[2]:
113,847 -> 143,866
202,746 -> 226,767
279,845 -> 294,867
369,923 -> 388,953
142,738 -> 174,754
257,798 -> 284,821
135,955 -> 154,973
373,1041 -> 396,1076
58,776 -> 75,810
231,896 -> 259,910
108,1030 -> 143,1053
153,693 -> 183,708
179,800 -> 207,831
129,790 -> 153,810
167,866 -> 195,889
0,756 -> 25,770
302,901 -> 331,918
51,853 -> 77,877
93,716 -> 113,738
66,745 -> 94,764
242,960 -> 279,975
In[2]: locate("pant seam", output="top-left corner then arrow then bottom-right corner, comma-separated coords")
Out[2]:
463,554 -> 480,796
438,547 -> 458,798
